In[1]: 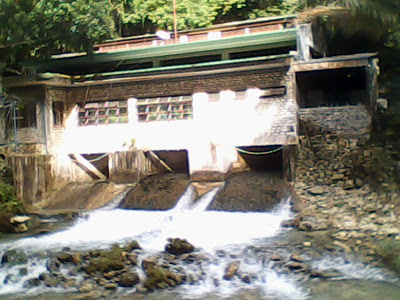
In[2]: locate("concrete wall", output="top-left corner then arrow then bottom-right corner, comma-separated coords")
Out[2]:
39,64 -> 297,179
46,86 -> 297,177
4,63 -> 299,190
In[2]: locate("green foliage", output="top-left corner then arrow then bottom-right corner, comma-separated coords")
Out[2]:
0,181 -> 24,214
377,238 -> 400,275
0,0 -> 299,73
0,0 -> 116,73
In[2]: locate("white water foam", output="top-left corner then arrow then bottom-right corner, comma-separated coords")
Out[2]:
312,256 -> 396,282
0,186 -> 304,299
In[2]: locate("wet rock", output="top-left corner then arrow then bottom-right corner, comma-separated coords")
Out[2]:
124,240 -> 141,252
75,291 -> 101,299
4,274 -> 20,284
270,254 -> 282,261
15,223 -> 28,233
136,284 -> 148,294
84,245 -> 124,274
23,278 -> 41,288
142,256 -> 158,270
72,253 -> 83,265
216,250 -> 227,257
79,282 -> 94,293
105,283 -> 118,290
165,238 -> 195,255
334,241 -> 352,253
299,221 -> 314,232
290,254 -> 304,262
46,258 -> 61,272
43,274 -> 62,287
285,261 -> 306,271
281,220 -> 297,228
19,267 -> 28,276
118,271 -> 139,287
1,249 -> 28,267
309,270 -> 324,278
223,261 -> 240,280
240,273 -> 253,284
144,265 -> 184,291
10,215 -> 31,224
126,253 -> 138,266
57,251 -> 74,263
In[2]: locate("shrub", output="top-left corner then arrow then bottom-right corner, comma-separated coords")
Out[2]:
0,181 -> 24,214
376,238 -> 400,275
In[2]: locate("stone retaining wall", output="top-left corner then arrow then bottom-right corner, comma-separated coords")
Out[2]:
296,134 -> 400,193
299,105 -> 371,137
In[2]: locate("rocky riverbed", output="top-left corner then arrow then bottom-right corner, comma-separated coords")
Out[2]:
289,133 -> 400,276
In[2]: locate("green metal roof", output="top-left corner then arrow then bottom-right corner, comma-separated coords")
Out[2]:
74,54 -> 292,81
34,28 -> 297,73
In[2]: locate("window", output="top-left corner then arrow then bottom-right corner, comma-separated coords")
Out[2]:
52,101 -> 65,126
137,96 -> 193,122
78,100 -> 128,126
18,102 -> 37,128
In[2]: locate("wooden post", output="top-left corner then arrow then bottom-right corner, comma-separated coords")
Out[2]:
71,154 -> 107,180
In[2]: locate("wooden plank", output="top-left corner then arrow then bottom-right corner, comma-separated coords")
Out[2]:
293,60 -> 369,72
71,154 -> 107,180
148,151 -> 174,173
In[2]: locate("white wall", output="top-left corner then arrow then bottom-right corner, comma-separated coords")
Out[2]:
49,88 -> 297,176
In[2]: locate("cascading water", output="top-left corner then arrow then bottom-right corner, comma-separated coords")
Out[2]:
0,183 -> 302,298
0,184 -> 391,299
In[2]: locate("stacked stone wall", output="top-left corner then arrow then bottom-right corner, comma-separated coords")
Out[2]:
299,106 -> 371,137
296,134 -> 400,192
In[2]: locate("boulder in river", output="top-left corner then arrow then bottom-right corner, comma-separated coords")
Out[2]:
118,271 -> 139,287
144,265 -> 184,291
1,249 -> 28,267
84,245 -> 125,274
223,261 -> 240,280
56,251 -> 74,263
165,238 -> 195,255
124,240 -> 141,252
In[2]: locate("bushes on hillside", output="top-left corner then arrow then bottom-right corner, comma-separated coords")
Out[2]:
0,181 -> 23,214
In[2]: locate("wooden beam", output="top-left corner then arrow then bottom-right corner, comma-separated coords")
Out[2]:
292,60 -> 369,72
148,151 -> 174,173
71,154 -> 107,180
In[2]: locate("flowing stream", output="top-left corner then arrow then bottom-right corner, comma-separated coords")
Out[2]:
0,184 -> 397,299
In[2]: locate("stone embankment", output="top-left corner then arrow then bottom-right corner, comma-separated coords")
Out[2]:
290,134 -> 400,262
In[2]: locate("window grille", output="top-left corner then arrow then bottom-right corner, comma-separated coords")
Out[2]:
78,100 -> 128,126
137,96 -> 193,122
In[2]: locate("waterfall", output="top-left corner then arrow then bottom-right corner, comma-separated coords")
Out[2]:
0,185 -> 303,299
191,185 -> 224,212
170,184 -> 197,211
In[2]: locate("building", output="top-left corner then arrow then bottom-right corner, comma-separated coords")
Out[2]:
0,15 -> 379,205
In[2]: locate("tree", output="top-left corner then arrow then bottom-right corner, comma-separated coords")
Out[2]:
110,0 -> 298,36
0,0 -> 116,75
